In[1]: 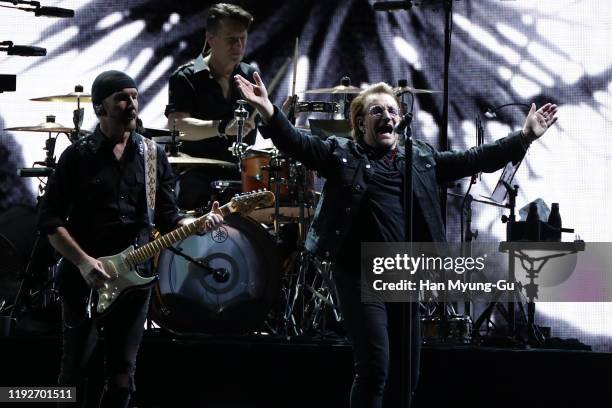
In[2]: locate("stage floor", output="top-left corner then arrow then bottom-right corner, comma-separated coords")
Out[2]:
1,331 -> 611,407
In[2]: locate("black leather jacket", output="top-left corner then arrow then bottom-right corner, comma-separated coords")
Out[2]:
259,108 -> 528,260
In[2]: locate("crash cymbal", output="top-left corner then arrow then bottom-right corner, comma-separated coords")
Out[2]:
303,84 -> 362,94
393,85 -> 441,95
4,115 -> 86,134
167,152 -> 236,168
30,91 -> 92,103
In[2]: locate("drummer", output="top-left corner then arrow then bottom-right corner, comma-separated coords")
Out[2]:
165,3 -> 258,210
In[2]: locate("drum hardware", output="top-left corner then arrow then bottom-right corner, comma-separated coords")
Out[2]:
30,85 -> 92,143
295,101 -> 340,114
166,152 -> 236,168
421,314 -> 472,345
163,245 -> 230,283
231,100 -> 250,170
303,82 -> 362,95
393,85 -> 441,96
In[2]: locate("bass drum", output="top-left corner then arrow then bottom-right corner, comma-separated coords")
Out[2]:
151,214 -> 281,334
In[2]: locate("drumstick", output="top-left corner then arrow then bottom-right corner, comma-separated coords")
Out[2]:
243,57 -> 292,122
291,37 -> 298,97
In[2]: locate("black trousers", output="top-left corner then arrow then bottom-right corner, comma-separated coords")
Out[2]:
335,269 -> 421,408
57,282 -> 151,408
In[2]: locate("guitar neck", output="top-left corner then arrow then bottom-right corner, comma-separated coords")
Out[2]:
127,205 -> 233,266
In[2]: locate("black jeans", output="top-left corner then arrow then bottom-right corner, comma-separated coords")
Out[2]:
57,281 -> 151,408
335,269 -> 420,408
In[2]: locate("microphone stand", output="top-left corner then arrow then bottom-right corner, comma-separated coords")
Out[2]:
400,109 -> 414,408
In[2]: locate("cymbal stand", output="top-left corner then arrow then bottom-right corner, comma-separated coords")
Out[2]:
279,160 -> 343,339
231,100 -> 249,172
10,131 -> 61,329
69,85 -> 85,143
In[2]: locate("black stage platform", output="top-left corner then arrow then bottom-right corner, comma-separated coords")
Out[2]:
2,331 -> 612,408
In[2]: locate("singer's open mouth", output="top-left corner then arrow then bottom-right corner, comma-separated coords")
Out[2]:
376,123 -> 394,136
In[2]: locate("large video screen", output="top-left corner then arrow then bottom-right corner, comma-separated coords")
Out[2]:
1,0 -> 611,350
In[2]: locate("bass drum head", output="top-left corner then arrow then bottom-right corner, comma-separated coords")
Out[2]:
151,215 -> 281,334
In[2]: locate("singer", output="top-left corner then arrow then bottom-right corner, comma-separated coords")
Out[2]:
235,74 -> 558,407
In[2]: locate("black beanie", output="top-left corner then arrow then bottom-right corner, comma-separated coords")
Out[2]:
91,70 -> 137,105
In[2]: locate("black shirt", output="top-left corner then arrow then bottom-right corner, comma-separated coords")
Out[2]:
338,145 -> 431,270
165,55 -> 258,162
38,126 -> 181,259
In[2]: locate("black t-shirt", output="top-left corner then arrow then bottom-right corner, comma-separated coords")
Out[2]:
165,55 -> 258,162
338,146 -> 432,271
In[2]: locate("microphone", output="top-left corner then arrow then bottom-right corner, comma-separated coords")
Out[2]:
484,108 -> 497,119
394,112 -> 413,135
6,44 -> 46,56
373,1 -> 413,11
17,167 -> 54,178
484,102 -> 531,119
34,6 -> 75,18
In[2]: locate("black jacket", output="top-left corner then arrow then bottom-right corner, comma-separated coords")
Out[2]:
259,108 -> 527,259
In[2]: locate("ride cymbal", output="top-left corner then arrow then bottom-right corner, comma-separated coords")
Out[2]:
30,91 -> 92,103
393,85 -> 441,95
167,152 -> 236,168
303,84 -> 362,94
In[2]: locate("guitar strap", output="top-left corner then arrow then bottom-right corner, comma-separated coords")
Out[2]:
140,135 -> 157,227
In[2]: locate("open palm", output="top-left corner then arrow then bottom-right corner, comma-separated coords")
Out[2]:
234,72 -> 274,120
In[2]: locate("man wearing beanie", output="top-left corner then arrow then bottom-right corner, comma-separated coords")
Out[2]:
38,70 -> 223,408
165,3 -> 259,210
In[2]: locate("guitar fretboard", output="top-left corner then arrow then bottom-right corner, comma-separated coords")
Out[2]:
126,205 -> 233,266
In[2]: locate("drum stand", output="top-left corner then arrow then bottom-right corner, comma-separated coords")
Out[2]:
10,131 -> 66,332
276,161 -> 343,340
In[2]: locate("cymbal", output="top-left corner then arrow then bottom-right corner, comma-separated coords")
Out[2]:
393,85 -> 441,95
4,121 -> 86,134
30,91 -> 92,103
303,84 -> 362,94
167,152 -> 236,168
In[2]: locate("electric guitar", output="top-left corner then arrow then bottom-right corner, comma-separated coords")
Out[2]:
90,191 -> 274,317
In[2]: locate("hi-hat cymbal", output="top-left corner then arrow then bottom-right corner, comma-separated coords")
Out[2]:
303,84 -> 362,94
167,152 -> 236,168
30,91 -> 92,103
5,120 -> 86,134
393,85 -> 441,95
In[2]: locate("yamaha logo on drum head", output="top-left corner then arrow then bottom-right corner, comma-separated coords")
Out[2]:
211,226 -> 228,243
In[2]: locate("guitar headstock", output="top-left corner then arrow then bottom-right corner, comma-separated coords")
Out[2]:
228,190 -> 275,215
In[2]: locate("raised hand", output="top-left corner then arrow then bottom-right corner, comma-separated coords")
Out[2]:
522,103 -> 559,142
234,72 -> 274,121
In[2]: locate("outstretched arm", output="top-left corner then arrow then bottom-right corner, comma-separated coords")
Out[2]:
234,72 -> 335,175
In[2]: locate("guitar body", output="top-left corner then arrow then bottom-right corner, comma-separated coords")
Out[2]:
76,191 -> 274,318
96,246 -> 157,316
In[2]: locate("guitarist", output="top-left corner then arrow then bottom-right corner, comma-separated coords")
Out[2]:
37,70 -> 224,408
